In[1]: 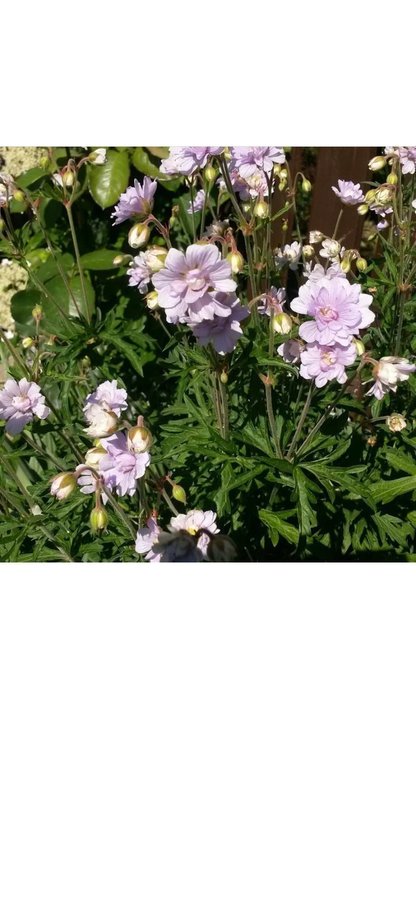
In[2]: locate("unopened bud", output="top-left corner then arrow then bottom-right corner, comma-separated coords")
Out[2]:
254,199 -> 269,218
39,155 -> 50,169
128,222 -> 150,249
273,163 -> 282,175
88,148 -> 106,165
220,370 -> 228,384
127,425 -> 152,453
206,534 -> 237,562
146,290 -> 159,310
204,165 -> 217,184
146,246 -> 168,273
22,336 -> 34,349
368,156 -> 386,172
242,202 -> 251,215
227,250 -> 244,274
302,244 -> 315,260
375,186 -> 393,206
340,256 -> 351,273
356,257 -> 368,272
50,472 -> 76,501
301,177 -> 312,193
367,435 -> 377,447
273,312 -> 292,335
357,203 -> 369,216
13,189 -> 25,203
353,338 -> 366,356
171,483 -> 187,504
90,506 -> 108,533
386,414 -> 407,432
113,254 -> 127,266
62,169 -> 75,188
387,172 -> 398,185
85,445 -> 106,469
32,304 -> 43,321
309,230 -> 323,243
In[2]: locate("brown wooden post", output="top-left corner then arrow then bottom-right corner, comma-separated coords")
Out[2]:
308,147 -> 377,249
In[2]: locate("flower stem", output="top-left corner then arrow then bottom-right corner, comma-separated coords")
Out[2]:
66,203 -> 91,325
286,382 -> 314,460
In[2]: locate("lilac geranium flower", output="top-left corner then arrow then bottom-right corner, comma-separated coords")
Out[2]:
99,432 -> 150,497
187,293 -> 249,354
230,146 -> 285,179
332,179 -> 364,206
111,177 -> 157,225
84,380 -> 127,417
169,509 -> 219,556
291,276 -> 374,346
152,244 -> 236,323
128,254 -> 153,293
366,356 -> 416,400
187,189 -> 206,214
303,261 -> 345,282
258,286 -> 286,317
300,341 -> 357,387
0,378 -> 50,435
275,241 -> 302,271
397,148 -> 416,175
277,339 -> 303,364
135,516 -> 162,562
160,147 -> 223,177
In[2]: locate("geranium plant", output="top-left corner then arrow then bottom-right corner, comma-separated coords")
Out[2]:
1,145 -> 416,561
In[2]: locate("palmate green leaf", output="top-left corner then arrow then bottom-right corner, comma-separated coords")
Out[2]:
368,475 -> 416,506
259,509 -> 299,546
383,448 -> 416,476
100,331 -> 154,377
88,149 -> 130,208
373,513 -> 413,548
79,249 -> 120,270
294,469 -> 316,536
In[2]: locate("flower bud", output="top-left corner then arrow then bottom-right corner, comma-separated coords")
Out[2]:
309,230 -> 323,244
301,177 -> 312,193
367,435 -> 377,447
62,169 -> 75,188
220,370 -> 228,384
242,202 -> 251,215
84,405 -> 118,438
375,186 -> 393,206
13,189 -> 25,203
113,254 -> 128,266
128,222 -> 150,249
146,290 -> 159,310
88,148 -> 106,165
387,172 -> 398,185
273,312 -> 292,335
254,199 -> 269,218
171,483 -> 187,504
85,445 -> 106,469
127,425 -> 152,453
340,256 -> 351,273
206,534 -> 237,562
226,250 -> 245,274
357,203 -> 369,216
39,155 -> 50,169
368,156 -> 386,171
365,189 -> 377,204
302,244 -> 315,260
146,246 -> 168,273
32,304 -> 43,322
90,506 -> 108,533
273,163 -> 282,175
386,414 -> 407,432
356,257 -> 368,272
353,338 -> 366,356
22,336 -> 34,349
204,165 -> 217,184
50,472 -> 76,501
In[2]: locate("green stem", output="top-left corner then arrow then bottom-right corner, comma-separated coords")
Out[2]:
66,203 -> 91,325
218,375 -> 229,440
287,383 -> 314,460
264,312 -> 282,457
